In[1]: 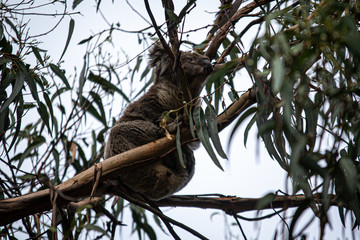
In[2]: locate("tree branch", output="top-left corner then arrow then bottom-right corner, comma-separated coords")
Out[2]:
205,0 -> 275,60
156,194 -> 338,214
0,85 -> 255,225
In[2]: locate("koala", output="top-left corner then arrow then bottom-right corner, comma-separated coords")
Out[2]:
104,43 -> 213,200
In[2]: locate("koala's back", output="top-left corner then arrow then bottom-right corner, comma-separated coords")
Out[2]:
104,85 -> 195,200
104,43 -> 212,201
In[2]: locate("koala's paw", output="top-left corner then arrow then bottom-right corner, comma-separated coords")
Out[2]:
165,114 -> 183,133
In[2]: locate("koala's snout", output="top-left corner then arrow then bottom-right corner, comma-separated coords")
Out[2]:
203,58 -> 213,74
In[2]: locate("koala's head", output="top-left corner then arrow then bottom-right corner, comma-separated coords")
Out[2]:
149,43 -> 213,97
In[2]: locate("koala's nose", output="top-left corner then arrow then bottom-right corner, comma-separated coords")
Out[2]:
203,58 -> 213,74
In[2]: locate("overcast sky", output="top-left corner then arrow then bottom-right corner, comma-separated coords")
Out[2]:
14,0 -> 360,239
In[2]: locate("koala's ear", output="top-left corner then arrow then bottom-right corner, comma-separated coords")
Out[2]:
149,42 -> 166,68
148,42 -> 172,76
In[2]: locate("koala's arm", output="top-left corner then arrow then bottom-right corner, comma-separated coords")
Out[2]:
104,120 -> 164,159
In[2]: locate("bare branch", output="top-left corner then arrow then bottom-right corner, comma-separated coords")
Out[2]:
156,194 -> 338,214
205,0 -> 275,61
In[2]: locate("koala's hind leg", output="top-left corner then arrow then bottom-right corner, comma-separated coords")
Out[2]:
104,120 -> 164,159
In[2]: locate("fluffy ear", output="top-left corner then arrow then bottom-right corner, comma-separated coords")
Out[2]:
148,42 -> 172,76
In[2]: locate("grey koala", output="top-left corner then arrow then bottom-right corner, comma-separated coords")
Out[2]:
104,43 -> 213,200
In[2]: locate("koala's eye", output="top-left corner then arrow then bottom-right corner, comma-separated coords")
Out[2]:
187,56 -> 193,61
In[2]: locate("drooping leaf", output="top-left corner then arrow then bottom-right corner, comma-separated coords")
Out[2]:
78,56 -> 87,102
271,55 -> 284,94
89,91 -> 106,126
184,105 -> 196,138
289,200 -> 311,238
49,63 -> 71,89
72,0 -> 84,9
0,70 -> 24,113
176,118 -> 185,168
17,136 -> 46,169
31,46 -> 44,66
204,99 -> 227,159
228,107 -> 257,147
193,106 -> 223,171
6,95 -> 23,151
59,19 -> 75,62
43,92 -> 54,131
37,102 -> 51,134
244,112 -> 257,147
88,72 -> 130,102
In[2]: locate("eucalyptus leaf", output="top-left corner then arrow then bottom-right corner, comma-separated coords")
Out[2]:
193,106 -> 223,171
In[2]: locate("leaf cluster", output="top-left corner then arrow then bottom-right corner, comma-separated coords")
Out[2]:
242,0 -> 360,236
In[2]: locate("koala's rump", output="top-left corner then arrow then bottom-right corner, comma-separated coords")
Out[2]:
105,119 -> 195,200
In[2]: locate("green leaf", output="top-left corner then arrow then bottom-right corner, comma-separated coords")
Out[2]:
43,92 -> 54,131
80,97 -> 103,125
256,193 -> 276,210
176,118 -> 185,168
338,206 -> 346,227
244,112 -> 257,147
49,64 -> 71,89
37,102 -> 51,134
193,106 -> 223,171
338,157 -> 357,194
289,200 -> 310,238
165,8 -> 180,24
184,105 -> 196,138
304,99 -> 318,136
271,55 -> 284,94
31,46 -> 44,66
72,0 -> 84,9
0,70 -> 24,113
0,21 -> 3,39
79,56 -> 87,102
258,119 -> 287,170
228,107 -> 257,147
88,72 -> 130,102
78,35 -> 94,45
84,224 -> 109,236
59,19 -> 75,61
131,56 -> 143,83
204,99 -> 227,159
17,136 -> 46,169
89,91 -> 106,126
7,96 -> 23,151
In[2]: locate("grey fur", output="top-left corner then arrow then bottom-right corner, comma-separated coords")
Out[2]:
104,43 -> 213,200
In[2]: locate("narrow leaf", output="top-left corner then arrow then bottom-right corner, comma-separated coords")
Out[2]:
271,55 -> 284,94
244,112 -> 257,147
31,46 -> 44,66
228,107 -> 257,147
0,71 -> 24,113
17,136 -> 46,169
72,0 -> 84,9
79,56 -> 87,102
49,64 -> 71,89
88,72 -> 130,102
204,100 -> 227,159
37,102 -> 51,134
184,105 -> 196,138
59,19 -> 75,61
176,119 -> 185,168
193,107 -> 223,171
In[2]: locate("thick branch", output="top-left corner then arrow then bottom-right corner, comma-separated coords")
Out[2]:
157,194 -> 338,214
0,87 -> 254,225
